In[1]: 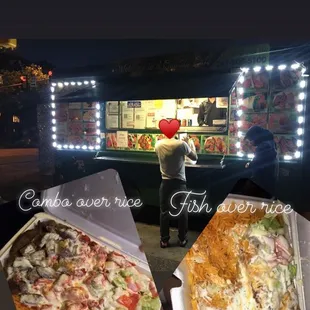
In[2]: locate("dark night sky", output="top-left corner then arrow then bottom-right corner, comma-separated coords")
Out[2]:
16,39 -> 241,68
16,40 -> 309,69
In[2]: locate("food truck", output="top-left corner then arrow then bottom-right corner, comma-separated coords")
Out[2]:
48,56 -> 308,215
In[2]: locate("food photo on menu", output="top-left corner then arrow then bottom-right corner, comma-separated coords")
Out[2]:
268,113 -> 298,134
239,93 -> 268,112
202,136 -> 227,154
0,170 -> 162,310
238,70 -> 269,90
83,110 -> 97,122
163,193 -> 308,310
137,134 -> 155,151
106,133 -> 117,149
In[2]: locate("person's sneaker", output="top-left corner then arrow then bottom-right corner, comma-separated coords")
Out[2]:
160,241 -> 169,248
179,239 -> 188,247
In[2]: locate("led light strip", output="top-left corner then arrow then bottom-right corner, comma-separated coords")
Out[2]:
50,80 -> 101,151
235,63 -> 306,160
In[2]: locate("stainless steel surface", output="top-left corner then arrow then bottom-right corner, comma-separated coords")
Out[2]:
95,156 -> 225,169
170,195 -> 308,310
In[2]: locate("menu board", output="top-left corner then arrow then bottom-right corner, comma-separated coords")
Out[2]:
121,103 -> 134,128
54,102 -> 99,147
228,65 -> 306,158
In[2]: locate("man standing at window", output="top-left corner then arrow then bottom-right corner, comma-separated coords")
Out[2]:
155,136 -> 197,248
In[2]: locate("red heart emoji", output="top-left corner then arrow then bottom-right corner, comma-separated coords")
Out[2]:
159,119 -> 180,139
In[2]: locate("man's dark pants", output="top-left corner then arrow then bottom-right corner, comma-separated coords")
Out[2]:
159,179 -> 188,243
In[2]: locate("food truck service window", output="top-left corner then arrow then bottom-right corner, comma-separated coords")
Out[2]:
105,98 -> 229,155
50,80 -> 101,151
230,62 -> 307,161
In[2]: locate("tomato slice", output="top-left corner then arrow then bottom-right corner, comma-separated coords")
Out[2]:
117,294 -> 140,310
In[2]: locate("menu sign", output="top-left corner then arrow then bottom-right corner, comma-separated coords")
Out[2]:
127,101 -> 142,108
116,131 -> 128,148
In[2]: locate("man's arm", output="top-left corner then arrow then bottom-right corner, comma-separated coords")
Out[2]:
182,139 -> 198,161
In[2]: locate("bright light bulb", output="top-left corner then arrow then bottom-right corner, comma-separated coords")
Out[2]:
51,111 -> 55,116
89,146 -> 94,150
91,80 -> 96,85
92,85 -> 96,88
63,145 -> 68,149
291,63 -> 300,70
297,104 -> 303,112
84,81 -> 89,85
75,145 -> 81,149
64,82 -> 69,86
57,83 -> 63,88
95,145 -> 100,150
96,137 -> 101,143
266,65 -> 273,71
278,65 -> 286,70
52,126 -> 56,132
71,82 -> 76,86
52,134 -> 56,140
237,110 -> 243,117
52,119 -> 56,124
302,67 -> 306,74
297,140 -> 303,147
237,131 -> 243,138
57,145 -> 62,149
96,121 -> 100,126
238,88 -> 244,95
96,103 -> 100,110
237,121 -> 242,128
77,82 -> 82,86
82,145 -> 87,150
298,116 -> 304,124
236,142 -> 241,148
96,129 -> 100,135
237,152 -> 244,157
299,93 -> 305,100
96,112 -> 100,119
297,128 -> 303,135
238,99 -> 243,106
295,151 -> 301,159
253,66 -> 261,72
51,95 -> 55,100
52,142 -> 57,147
69,145 -> 74,149
300,80 -> 306,88
50,87 -> 55,93
284,155 -> 292,160
51,103 -> 56,109
239,76 -> 245,83
248,154 -> 255,159
51,83 -> 56,87
241,68 -> 249,73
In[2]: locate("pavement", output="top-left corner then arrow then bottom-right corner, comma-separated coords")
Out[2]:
0,148 -> 42,201
135,222 -> 200,291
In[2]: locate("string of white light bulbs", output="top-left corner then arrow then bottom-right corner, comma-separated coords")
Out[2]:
50,80 -> 101,151
235,63 -> 307,161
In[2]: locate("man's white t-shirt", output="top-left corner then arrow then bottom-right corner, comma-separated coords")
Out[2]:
155,139 -> 192,182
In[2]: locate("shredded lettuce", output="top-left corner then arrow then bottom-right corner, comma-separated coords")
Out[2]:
288,263 -> 297,279
139,296 -> 161,310
260,217 -> 283,231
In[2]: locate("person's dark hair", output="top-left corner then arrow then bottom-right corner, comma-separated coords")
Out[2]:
244,126 -> 274,146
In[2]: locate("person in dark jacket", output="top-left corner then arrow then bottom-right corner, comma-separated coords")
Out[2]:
244,126 -> 279,197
